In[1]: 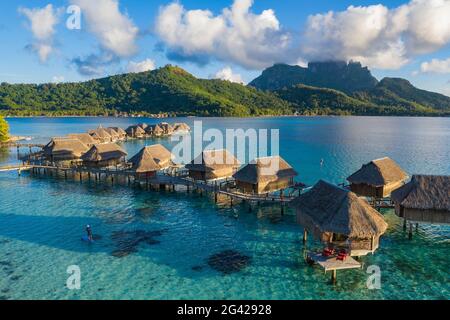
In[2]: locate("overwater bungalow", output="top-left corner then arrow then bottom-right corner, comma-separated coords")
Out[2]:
128,144 -> 174,178
89,127 -> 112,143
81,143 -> 128,168
43,138 -> 89,162
159,122 -> 173,135
147,124 -> 164,137
233,156 -> 298,194
186,149 -> 240,181
67,133 -> 97,147
173,123 -> 191,134
110,127 -> 127,140
104,128 -> 120,142
125,125 -> 146,138
347,157 -> 408,198
391,175 -> 450,225
290,180 -> 388,257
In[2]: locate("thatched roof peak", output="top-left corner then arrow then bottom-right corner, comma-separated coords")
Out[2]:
89,127 -> 112,140
173,123 -> 191,132
104,127 -> 120,138
110,127 -> 127,135
347,157 -> 408,187
233,156 -> 297,184
391,175 -> 450,211
186,149 -> 240,172
81,143 -> 127,161
125,125 -> 146,135
290,180 -> 388,238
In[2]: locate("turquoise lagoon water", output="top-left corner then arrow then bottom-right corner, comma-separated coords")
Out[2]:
0,116 -> 448,300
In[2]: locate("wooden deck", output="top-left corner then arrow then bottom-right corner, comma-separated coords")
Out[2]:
308,252 -> 362,283
309,253 -> 361,272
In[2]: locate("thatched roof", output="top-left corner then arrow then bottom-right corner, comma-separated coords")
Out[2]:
233,156 -> 297,184
290,180 -> 388,239
347,157 -> 408,187
173,123 -> 191,132
81,143 -> 128,162
67,133 -> 96,146
129,144 -> 174,172
89,127 -> 112,141
138,123 -> 148,130
159,122 -> 174,133
186,149 -> 240,172
391,175 -> 450,211
104,127 -> 120,139
125,125 -> 146,135
110,127 -> 127,136
43,138 -> 89,158
147,124 -> 164,135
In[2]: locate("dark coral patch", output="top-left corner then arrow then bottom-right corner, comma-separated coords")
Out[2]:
207,250 -> 251,275
111,229 -> 165,258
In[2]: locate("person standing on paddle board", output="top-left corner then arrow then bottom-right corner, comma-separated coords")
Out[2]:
86,225 -> 93,241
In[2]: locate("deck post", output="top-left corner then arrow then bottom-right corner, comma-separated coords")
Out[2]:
303,229 -> 308,245
281,204 -> 284,215
415,223 -> 419,231
64,171 -> 67,180
403,218 -> 407,231
214,192 -> 218,203
79,171 -> 82,182
408,223 -> 413,240
331,270 -> 337,284
88,172 -> 91,182
111,175 -> 114,185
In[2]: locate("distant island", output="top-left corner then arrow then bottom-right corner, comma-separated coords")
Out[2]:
1,62 -> 449,117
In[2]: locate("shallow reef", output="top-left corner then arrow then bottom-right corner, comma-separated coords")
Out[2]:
111,229 -> 165,258
207,250 -> 251,275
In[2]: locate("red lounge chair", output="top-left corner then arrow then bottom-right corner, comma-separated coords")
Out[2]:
336,249 -> 348,261
322,248 -> 335,257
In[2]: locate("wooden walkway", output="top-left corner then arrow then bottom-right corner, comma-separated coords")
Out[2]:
0,163 -> 299,204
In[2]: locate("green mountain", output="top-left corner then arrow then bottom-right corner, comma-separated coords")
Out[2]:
1,62 -> 449,117
252,62 -> 450,116
0,65 -> 291,117
249,61 -> 379,94
354,78 -> 450,112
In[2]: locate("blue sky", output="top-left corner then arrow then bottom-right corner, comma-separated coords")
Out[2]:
0,0 -> 449,96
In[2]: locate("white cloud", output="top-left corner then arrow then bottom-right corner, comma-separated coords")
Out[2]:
211,67 -> 244,84
155,0 -> 290,69
127,59 -> 156,73
51,75 -> 65,83
70,0 -> 139,57
301,0 -> 450,70
420,57 -> 450,73
19,4 -> 60,62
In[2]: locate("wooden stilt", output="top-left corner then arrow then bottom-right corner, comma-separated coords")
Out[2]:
331,270 -> 337,284
408,223 -> 413,240
303,229 -> 308,245
403,218 -> 407,231
415,223 -> 419,231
